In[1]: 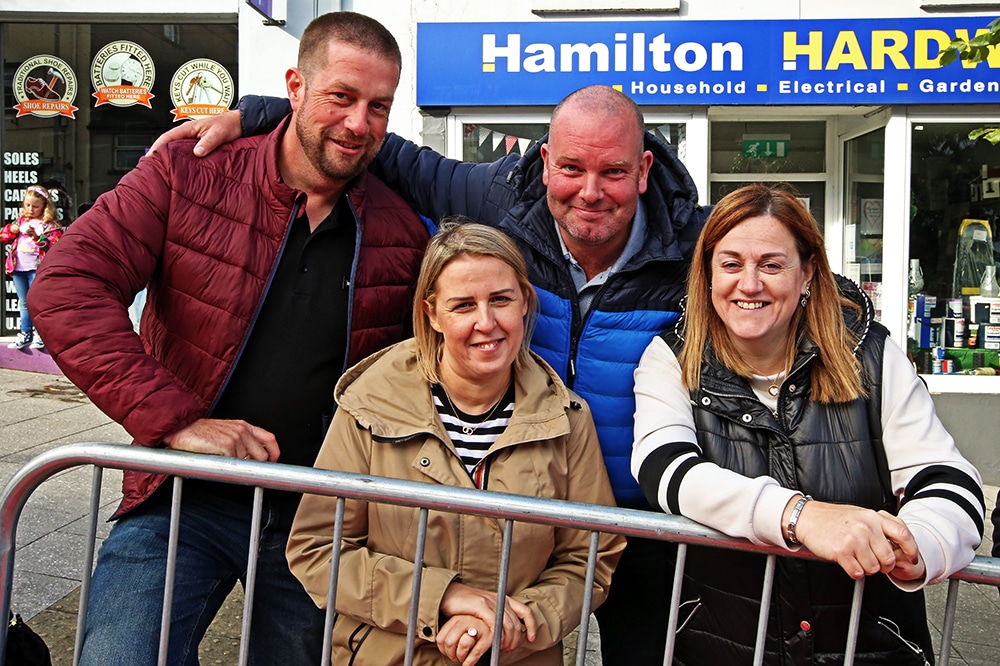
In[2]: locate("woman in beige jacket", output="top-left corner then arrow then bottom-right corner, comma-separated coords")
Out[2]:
286,222 -> 624,666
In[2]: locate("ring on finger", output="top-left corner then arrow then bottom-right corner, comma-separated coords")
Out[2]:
466,627 -> 478,638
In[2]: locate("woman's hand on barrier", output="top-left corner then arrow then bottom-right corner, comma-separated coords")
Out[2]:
147,110 -> 242,158
440,582 -> 537,652
791,500 -> 920,579
883,511 -> 927,582
437,614 -> 490,666
162,417 -> 280,462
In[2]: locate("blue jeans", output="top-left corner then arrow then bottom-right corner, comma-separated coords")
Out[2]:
10,270 -> 35,333
79,486 -> 325,666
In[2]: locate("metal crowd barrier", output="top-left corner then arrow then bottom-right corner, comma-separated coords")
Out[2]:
0,442 -> 997,666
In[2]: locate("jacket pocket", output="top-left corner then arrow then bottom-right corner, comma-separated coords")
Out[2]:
347,620 -> 375,666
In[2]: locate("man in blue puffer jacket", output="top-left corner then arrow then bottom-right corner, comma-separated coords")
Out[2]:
161,84 -> 709,665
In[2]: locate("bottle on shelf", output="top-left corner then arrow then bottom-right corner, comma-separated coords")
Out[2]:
908,258 -> 925,296
907,258 -> 924,340
980,263 -> 999,298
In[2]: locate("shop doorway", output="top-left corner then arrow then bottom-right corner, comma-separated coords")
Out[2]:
840,117 -> 888,322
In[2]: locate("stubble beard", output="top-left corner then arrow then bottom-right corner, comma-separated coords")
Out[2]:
295,113 -> 377,185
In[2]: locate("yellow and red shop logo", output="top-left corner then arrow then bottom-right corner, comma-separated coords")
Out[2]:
11,55 -> 79,119
169,59 -> 235,121
91,41 -> 156,108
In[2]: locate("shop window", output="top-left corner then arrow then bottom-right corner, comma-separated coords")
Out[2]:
710,120 -> 826,175
843,128 -> 885,321
114,134 -> 154,172
460,121 -> 686,164
462,122 -> 550,162
163,24 -> 181,45
709,120 -> 827,228
1,21 -> 237,335
908,121 -> 1000,375
708,179 -> 828,231
2,62 -> 16,118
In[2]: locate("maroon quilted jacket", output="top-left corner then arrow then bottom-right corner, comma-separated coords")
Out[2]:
29,118 -> 428,515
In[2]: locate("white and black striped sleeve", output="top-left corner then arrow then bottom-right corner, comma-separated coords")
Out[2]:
880,338 -> 986,587
632,337 -> 800,547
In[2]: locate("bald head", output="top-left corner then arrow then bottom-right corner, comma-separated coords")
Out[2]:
550,85 -> 645,154
540,85 -> 653,280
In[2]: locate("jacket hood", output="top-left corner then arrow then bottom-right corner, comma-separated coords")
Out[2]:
835,273 -> 875,351
334,339 -> 575,444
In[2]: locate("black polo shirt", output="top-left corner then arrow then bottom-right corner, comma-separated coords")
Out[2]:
211,198 -> 355,469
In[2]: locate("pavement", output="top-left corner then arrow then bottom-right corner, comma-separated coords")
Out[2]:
1,356 -> 998,664
0,363 -> 246,664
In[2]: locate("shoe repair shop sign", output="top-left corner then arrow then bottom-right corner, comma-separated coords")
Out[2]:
417,16 -> 1000,106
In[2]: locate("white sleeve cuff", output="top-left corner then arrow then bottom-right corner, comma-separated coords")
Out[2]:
753,485 -> 803,549
674,466 -> 798,547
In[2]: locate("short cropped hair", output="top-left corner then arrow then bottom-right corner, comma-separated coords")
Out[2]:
297,11 -> 402,80
413,219 -> 537,385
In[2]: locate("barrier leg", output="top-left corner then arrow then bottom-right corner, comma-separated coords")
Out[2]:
72,466 -> 104,666
574,531 -> 600,666
321,497 -> 345,666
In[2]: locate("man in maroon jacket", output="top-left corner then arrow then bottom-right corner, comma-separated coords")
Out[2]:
28,13 -> 428,666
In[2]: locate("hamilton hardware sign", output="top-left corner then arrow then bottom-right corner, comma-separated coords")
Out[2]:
416,16 -> 1000,106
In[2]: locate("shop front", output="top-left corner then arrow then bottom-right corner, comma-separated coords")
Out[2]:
0,0 -> 318,341
2,2 -> 998,475
409,13 -> 1000,477
0,4 -> 232,339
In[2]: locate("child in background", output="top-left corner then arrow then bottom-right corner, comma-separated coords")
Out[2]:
2,185 -> 62,349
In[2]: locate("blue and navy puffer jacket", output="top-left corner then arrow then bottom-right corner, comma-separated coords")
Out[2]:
372,132 -> 707,509
238,96 -> 708,508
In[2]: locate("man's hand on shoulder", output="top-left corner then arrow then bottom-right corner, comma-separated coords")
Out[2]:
163,418 -> 280,461
147,110 -> 243,158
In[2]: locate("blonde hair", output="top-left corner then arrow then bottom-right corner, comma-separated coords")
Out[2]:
22,186 -> 57,224
413,219 -> 537,385
680,184 -> 866,403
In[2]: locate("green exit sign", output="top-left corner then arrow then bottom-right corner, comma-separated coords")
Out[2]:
743,139 -> 789,158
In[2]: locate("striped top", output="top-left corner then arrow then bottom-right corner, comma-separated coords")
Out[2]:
431,382 -> 514,482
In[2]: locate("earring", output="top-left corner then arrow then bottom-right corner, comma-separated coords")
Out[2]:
800,286 -> 811,308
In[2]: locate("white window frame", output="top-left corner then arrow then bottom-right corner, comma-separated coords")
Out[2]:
903,105 -> 1000,393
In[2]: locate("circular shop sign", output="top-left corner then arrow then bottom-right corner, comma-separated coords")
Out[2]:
169,59 -> 235,121
91,41 -> 156,108
12,55 -> 79,119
